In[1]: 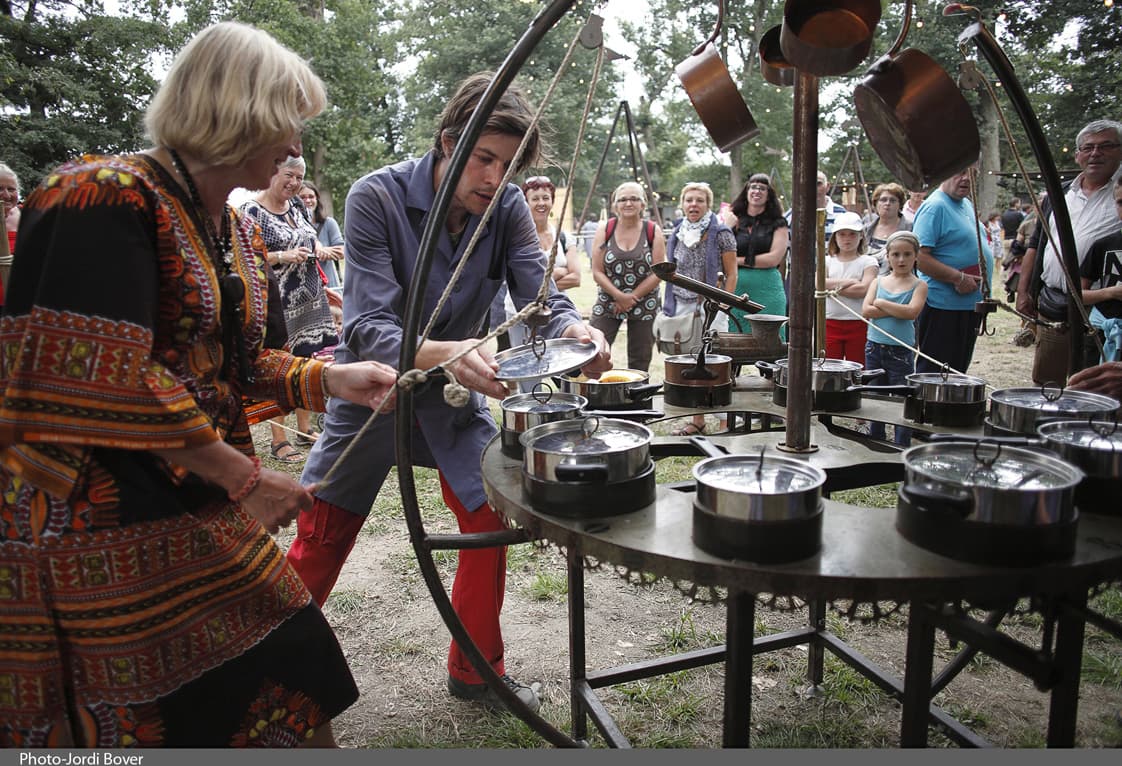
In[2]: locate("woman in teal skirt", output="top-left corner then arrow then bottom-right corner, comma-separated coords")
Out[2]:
722,173 -> 789,332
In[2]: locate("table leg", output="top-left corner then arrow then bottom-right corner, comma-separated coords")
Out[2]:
1047,589 -> 1087,747
901,601 -> 937,747
806,599 -> 826,690
567,547 -> 588,742
723,590 -> 756,748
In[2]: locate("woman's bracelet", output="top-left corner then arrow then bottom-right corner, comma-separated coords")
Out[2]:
229,456 -> 262,503
322,363 -> 335,398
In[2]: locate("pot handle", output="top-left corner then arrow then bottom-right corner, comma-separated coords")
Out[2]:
554,463 -> 610,483
627,382 -> 663,401
846,384 -> 913,396
856,368 -> 886,382
755,360 -> 778,379
925,433 -> 1040,448
688,435 -> 727,459
900,484 -> 974,520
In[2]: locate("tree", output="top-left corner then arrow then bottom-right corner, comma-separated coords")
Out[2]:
0,1 -> 172,188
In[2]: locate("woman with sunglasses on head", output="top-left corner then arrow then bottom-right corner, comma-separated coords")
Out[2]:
722,174 -> 788,332
0,22 -> 398,747
589,181 -> 666,373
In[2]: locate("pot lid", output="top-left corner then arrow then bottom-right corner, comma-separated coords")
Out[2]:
693,454 -> 826,495
989,387 -> 1120,415
1037,419 -> 1122,451
903,442 -> 1083,490
520,417 -> 652,455
495,338 -> 600,382
776,357 -> 862,372
908,372 -> 986,387
501,390 -> 586,414
664,353 -> 733,364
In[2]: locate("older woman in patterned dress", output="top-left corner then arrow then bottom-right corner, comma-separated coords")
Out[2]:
0,22 -> 397,747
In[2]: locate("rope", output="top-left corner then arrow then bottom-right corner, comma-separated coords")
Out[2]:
818,290 -> 997,392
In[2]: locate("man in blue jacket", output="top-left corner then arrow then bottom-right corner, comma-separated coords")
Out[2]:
289,73 -> 611,714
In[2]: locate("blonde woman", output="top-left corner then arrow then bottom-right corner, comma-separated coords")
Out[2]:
589,181 -> 666,372
662,181 -> 736,435
0,21 -> 398,746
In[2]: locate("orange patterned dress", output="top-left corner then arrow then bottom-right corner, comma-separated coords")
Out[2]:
0,154 -> 357,747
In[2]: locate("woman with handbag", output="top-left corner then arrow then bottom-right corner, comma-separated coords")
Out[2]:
590,181 -> 666,373
659,181 -> 736,436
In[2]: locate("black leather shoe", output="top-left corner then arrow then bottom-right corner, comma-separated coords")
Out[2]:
447,673 -> 541,714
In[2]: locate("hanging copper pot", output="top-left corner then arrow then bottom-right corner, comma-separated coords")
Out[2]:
759,25 -> 795,87
779,0 -> 881,77
851,0 -> 980,190
675,2 -> 760,153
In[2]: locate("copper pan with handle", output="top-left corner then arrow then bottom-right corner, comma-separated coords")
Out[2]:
779,0 -> 881,76
852,0 -> 980,190
758,25 -> 795,87
675,1 -> 759,153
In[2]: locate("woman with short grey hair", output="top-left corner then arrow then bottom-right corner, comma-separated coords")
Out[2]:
241,153 -> 339,462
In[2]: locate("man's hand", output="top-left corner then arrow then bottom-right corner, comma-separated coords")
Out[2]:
563,322 -> 613,377
443,340 -> 508,399
954,273 -> 981,295
1068,362 -> 1122,403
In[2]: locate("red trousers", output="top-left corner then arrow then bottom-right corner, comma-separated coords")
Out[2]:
825,318 -> 867,366
286,473 -> 506,685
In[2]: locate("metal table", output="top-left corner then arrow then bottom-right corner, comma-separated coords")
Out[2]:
482,429 -> 1122,747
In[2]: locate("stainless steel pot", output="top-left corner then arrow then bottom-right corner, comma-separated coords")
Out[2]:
900,441 -> 1083,526
664,353 -> 732,388
555,370 -> 662,409
1036,420 -> 1122,485
693,454 -> 826,522
756,357 -> 884,391
499,388 -> 587,459
852,371 -> 987,402
520,417 -> 652,485
988,386 -> 1120,435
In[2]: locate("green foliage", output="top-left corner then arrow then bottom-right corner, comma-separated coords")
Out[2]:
526,571 -> 567,601
0,2 -> 172,186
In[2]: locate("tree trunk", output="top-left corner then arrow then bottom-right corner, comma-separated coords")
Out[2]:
977,93 -> 1001,217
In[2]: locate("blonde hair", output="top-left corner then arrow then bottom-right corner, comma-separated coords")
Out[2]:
145,22 -> 326,167
611,181 -> 646,207
679,181 -> 713,209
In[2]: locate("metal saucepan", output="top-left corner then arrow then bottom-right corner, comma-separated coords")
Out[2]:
759,25 -> 795,87
675,3 -> 760,153
852,2 -> 979,190
499,386 -> 587,459
555,369 -> 662,409
693,452 -> 826,523
520,416 -> 652,485
756,358 -> 884,392
988,386 -> 1120,435
850,371 -> 988,426
899,440 -> 1083,527
779,0 -> 881,77
664,353 -> 732,388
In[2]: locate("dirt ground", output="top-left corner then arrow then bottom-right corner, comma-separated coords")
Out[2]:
259,271 -> 1122,749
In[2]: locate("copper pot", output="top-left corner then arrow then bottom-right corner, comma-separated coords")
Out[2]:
779,0 -> 881,76
853,48 -> 980,191
674,2 -> 759,153
759,25 -> 795,88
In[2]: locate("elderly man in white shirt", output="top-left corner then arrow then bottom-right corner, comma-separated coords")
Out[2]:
1018,119 -> 1122,385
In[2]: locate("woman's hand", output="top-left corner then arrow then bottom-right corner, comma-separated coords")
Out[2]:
242,469 -> 315,534
275,246 -> 311,265
327,360 -> 399,410
613,293 -> 639,315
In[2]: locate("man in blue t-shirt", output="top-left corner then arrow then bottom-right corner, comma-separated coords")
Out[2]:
912,165 -> 994,374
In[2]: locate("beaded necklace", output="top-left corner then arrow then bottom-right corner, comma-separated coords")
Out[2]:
166,148 -> 254,385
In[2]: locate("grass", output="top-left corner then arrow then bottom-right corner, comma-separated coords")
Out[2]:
817,655 -> 884,709
526,571 -> 567,601
1081,650 -> 1122,689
